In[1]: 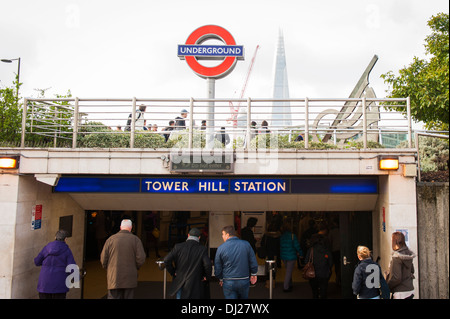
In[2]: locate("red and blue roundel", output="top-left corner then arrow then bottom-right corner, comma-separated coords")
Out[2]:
178,25 -> 244,79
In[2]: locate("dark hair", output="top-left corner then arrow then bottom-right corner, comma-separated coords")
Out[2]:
282,222 -> 292,233
246,217 -> 258,227
392,231 -> 406,250
222,225 -> 235,236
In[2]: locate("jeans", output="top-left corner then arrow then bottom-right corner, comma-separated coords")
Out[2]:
222,279 -> 250,299
176,287 -> 183,299
283,260 -> 296,290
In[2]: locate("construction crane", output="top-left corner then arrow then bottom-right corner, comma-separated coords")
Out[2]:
228,45 -> 260,127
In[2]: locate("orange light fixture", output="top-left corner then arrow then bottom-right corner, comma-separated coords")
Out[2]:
378,156 -> 399,170
0,157 -> 19,169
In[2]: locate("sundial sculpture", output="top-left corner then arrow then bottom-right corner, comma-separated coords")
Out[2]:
312,55 -> 380,144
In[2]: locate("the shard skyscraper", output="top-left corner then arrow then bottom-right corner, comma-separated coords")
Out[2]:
271,30 -> 292,128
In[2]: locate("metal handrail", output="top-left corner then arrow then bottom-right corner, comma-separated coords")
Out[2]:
19,97 -> 414,150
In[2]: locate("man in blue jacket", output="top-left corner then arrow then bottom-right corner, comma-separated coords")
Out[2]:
214,225 -> 258,299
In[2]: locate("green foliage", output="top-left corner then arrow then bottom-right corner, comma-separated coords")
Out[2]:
135,133 -> 167,148
345,140 -> 384,149
381,13 -> 449,130
0,77 -> 22,144
77,123 -> 167,148
397,136 -> 449,172
167,130 -> 225,149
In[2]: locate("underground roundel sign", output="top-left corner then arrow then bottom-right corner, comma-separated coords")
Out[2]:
178,25 -> 244,79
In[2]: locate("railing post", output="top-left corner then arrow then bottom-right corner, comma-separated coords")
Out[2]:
266,260 -> 275,299
72,97 -> 79,148
407,96 -> 412,148
130,97 -> 136,148
188,97 -> 194,150
245,97 -> 251,150
305,97 -> 309,149
362,97 -> 367,150
20,98 -> 28,148
415,132 -> 421,182
156,260 -> 167,299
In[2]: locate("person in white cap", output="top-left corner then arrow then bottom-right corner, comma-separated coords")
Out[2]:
174,109 -> 189,130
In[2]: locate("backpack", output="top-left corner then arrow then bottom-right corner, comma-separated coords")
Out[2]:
125,111 -> 142,131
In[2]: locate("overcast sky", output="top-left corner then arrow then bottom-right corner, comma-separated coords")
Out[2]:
1,0 -> 448,102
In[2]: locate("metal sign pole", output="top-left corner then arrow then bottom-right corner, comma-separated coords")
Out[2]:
206,78 -> 215,148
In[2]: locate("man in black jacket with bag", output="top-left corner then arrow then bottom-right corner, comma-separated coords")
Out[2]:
164,228 -> 212,299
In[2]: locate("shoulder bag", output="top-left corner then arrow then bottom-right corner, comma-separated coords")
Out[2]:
302,247 -> 316,280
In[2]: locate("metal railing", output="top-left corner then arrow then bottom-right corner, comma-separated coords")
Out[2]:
20,97 -> 414,150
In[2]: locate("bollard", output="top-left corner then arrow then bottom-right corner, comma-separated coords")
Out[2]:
156,260 -> 167,299
266,260 -> 275,299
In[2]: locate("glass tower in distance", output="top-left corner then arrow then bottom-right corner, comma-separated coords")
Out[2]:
271,29 -> 292,128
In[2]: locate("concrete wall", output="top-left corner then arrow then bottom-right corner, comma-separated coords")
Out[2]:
0,174 -> 84,299
417,182 -> 449,299
373,174 -> 419,298
0,174 -> 19,298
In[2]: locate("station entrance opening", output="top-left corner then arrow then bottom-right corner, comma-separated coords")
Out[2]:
82,210 -> 372,299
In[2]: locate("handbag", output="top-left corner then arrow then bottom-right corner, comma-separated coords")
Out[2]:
152,227 -> 160,238
302,248 -> 316,280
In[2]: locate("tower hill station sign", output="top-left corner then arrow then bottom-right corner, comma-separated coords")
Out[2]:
54,176 -> 378,195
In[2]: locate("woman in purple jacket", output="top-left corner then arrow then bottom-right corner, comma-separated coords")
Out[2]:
34,230 -> 77,299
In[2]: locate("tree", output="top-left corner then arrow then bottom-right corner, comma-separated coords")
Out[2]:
381,13 -> 449,131
0,76 -> 22,145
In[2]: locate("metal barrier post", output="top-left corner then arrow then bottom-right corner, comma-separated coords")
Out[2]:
362,97 -> 367,150
156,260 -> 167,299
20,98 -> 28,147
72,97 -> 79,148
266,260 -> 275,299
304,97 -> 309,149
130,97 -> 136,148
188,97 -> 194,150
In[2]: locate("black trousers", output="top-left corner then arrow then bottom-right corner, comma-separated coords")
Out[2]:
309,277 -> 329,299
107,288 -> 134,299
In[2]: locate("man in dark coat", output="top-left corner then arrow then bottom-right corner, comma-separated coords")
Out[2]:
34,230 -> 77,299
100,219 -> 146,299
164,228 -> 212,299
241,217 -> 258,253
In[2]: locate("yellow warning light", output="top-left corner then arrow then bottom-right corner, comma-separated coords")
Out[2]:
0,157 -> 19,169
379,156 -> 399,170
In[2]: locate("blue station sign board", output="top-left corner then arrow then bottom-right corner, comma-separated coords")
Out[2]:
54,176 -> 377,195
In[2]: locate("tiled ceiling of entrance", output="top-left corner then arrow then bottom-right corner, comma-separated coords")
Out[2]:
69,193 -> 378,212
